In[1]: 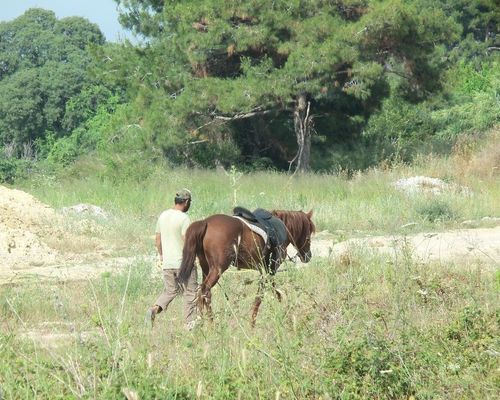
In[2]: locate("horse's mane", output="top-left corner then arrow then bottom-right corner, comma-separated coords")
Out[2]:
272,210 -> 315,239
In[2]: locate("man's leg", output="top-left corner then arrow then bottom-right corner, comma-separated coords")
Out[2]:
183,267 -> 198,328
147,269 -> 178,326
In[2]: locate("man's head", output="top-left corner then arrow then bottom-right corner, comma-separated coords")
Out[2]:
174,188 -> 192,212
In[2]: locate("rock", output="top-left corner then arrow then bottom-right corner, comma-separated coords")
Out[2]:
481,216 -> 500,223
393,176 -> 471,196
61,204 -> 109,219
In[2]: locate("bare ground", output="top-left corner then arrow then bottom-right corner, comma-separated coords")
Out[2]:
307,226 -> 500,268
2,225 -> 498,285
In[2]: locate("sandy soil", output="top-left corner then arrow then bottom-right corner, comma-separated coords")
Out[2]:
0,185 -> 112,283
305,226 -> 500,267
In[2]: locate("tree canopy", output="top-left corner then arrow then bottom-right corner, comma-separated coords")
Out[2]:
0,8 -> 105,155
0,2 -> 498,178
112,0 -> 465,171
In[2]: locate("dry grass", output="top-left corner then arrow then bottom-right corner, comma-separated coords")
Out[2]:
1,251 -> 497,399
452,127 -> 500,179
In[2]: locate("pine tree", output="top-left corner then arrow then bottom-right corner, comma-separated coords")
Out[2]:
116,0 -> 459,172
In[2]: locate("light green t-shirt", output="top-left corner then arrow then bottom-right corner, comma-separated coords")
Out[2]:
155,209 -> 191,269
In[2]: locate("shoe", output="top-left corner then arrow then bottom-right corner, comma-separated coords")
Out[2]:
145,307 -> 157,328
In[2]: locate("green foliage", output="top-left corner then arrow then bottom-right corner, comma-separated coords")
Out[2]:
33,95 -> 122,166
0,155 -> 32,183
447,305 -> 498,343
0,9 -> 106,157
46,132 -> 81,166
0,158 -> 19,183
110,0 -> 459,170
415,198 -> 458,223
362,58 -> 499,164
1,1 -> 499,172
326,334 -> 414,398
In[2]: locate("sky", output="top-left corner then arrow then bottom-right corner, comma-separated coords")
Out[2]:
0,0 -> 134,42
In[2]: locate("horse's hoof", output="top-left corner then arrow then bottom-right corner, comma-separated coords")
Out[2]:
275,288 -> 285,302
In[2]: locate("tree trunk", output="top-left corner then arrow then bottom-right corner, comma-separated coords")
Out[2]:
292,93 -> 312,173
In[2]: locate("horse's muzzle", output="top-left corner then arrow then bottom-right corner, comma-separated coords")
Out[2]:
301,251 -> 312,263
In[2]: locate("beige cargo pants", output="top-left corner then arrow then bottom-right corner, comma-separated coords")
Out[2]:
155,268 -> 198,324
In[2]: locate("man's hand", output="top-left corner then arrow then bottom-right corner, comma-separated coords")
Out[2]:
155,255 -> 163,271
155,232 -> 162,258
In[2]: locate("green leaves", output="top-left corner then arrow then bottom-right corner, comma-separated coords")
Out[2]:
0,9 -> 108,158
109,1 -> 471,169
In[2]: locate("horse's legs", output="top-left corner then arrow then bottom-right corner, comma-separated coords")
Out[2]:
251,279 -> 265,328
251,270 -> 285,328
269,246 -> 287,302
197,253 -> 213,319
198,267 -> 222,321
250,249 -> 283,328
271,280 -> 283,302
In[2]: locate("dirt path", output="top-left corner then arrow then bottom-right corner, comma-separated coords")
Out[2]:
304,226 -> 500,267
2,226 -> 498,285
0,256 -> 154,285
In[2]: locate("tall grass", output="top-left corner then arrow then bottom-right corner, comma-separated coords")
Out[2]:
15,129 -> 500,255
1,131 -> 499,398
0,252 -> 497,398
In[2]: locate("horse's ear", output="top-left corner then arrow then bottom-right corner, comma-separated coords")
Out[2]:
307,209 -> 313,218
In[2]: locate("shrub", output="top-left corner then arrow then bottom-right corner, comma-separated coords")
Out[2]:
415,198 -> 457,222
0,158 -> 18,183
0,157 -> 30,183
326,335 -> 416,398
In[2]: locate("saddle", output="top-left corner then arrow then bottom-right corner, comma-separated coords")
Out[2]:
233,207 -> 287,249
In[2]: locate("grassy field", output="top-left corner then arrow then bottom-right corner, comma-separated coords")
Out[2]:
15,130 -> 500,254
1,131 -> 499,399
1,253 -> 498,398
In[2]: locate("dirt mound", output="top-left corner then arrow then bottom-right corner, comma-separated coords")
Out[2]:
0,186 -> 61,269
0,185 -> 101,271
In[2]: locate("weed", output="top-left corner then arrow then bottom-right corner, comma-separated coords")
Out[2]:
415,198 -> 458,222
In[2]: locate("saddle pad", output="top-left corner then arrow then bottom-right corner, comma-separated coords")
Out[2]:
233,216 -> 268,244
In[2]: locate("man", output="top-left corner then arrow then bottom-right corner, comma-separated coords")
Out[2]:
146,188 -> 198,329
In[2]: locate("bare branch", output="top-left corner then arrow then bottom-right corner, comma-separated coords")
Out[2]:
383,63 -> 411,80
187,139 -> 209,145
211,109 -> 274,121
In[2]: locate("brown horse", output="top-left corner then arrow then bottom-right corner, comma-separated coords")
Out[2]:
177,210 -> 315,325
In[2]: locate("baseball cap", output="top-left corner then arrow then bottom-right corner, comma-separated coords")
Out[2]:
176,188 -> 192,201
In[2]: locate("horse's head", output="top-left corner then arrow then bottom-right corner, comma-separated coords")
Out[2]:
273,210 -> 315,263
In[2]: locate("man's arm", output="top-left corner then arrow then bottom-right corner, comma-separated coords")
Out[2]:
155,233 -> 162,261
181,216 -> 191,242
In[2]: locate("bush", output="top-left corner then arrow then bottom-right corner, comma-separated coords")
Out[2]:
46,133 -> 81,166
0,157 -> 30,183
0,158 -> 18,183
326,335 -> 415,398
415,198 -> 458,222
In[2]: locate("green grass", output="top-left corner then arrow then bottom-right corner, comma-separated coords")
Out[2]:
14,153 -> 500,256
1,135 -> 499,398
1,253 -> 498,399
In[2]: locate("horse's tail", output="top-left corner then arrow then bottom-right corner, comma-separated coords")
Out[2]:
177,220 -> 208,286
